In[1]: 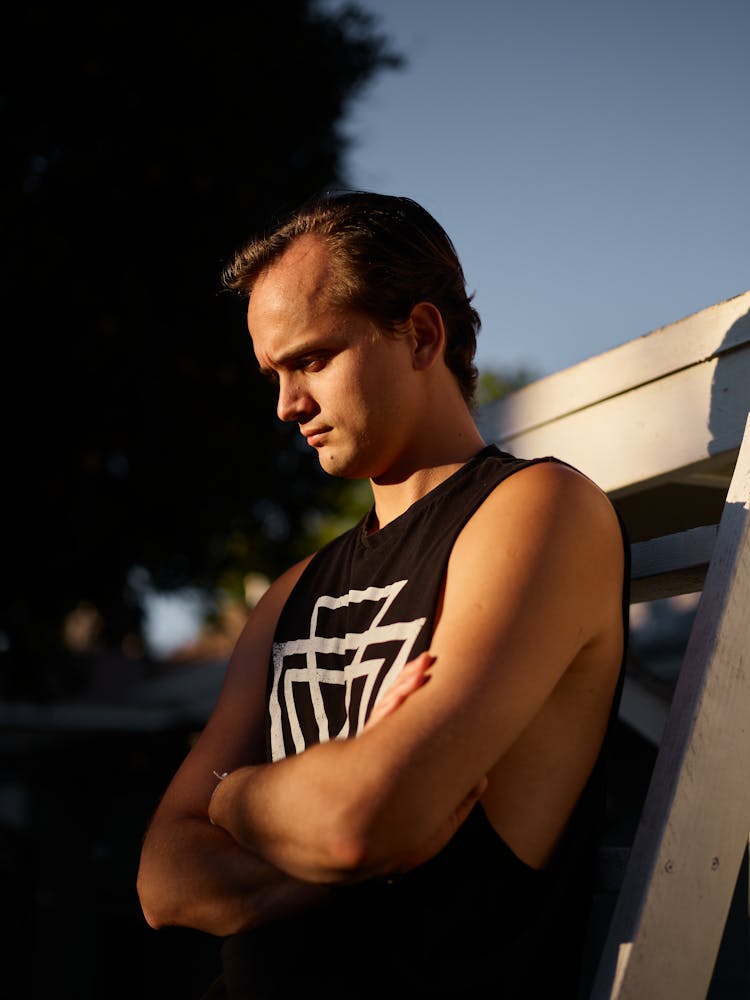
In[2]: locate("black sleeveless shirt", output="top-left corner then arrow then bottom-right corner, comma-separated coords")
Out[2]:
217,445 -> 629,999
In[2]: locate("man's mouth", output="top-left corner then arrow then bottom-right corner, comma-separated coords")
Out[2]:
302,427 -> 329,447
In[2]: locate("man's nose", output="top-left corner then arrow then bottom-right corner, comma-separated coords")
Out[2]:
276,374 -> 315,423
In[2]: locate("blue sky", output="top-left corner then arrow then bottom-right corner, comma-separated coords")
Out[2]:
320,0 -> 749,378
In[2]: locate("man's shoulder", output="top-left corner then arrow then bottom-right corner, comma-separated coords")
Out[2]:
451,457 -> 625,598
250,554 -> 317,628
474,456 -> 620,536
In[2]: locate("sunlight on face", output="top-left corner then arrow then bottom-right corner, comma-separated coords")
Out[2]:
248,237 -> 422,481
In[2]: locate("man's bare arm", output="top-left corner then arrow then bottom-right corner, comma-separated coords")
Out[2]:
137,812 -> 327,936
135,560 -> 453,932
136,557 -> 329,934
207,463 -> 625,882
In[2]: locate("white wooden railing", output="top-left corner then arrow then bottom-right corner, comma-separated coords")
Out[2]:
479,290 -> 750,999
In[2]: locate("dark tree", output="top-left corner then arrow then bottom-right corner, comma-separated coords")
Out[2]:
2,2 -> 401,696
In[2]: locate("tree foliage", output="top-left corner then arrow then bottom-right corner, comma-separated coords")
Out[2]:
474,366 -> 538,407
2,2 -> 401,694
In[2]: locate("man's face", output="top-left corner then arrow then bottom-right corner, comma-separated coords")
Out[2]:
248,235 -> 419,481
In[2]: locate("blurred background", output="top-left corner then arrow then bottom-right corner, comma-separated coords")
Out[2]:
2,2 -> 748,997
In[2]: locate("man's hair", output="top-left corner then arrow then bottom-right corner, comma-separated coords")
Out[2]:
222,190 -> 481,404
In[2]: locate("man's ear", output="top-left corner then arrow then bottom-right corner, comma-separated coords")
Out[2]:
409,302 -> 446,371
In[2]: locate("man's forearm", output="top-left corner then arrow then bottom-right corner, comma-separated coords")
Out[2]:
208,749 -> 485,887
205,653 -> 482,883
136,813 -> 330,937
207,752 -> 358,884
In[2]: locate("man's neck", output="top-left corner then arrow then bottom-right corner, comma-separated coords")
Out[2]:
368,426 -> 486,532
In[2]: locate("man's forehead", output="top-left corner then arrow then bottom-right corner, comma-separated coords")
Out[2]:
256,234 -> 333,304
247,234 -> 342,353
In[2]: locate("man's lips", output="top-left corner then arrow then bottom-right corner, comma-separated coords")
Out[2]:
302,427 -> 329,447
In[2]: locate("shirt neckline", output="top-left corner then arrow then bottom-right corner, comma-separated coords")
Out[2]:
358,444 -> 501,550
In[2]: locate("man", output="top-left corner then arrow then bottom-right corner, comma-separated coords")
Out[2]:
137,191 -> 627,998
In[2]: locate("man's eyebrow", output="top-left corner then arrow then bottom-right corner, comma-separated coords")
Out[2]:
260,340 -> 333,373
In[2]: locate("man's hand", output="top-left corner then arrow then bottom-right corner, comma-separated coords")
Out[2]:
363,651 -> 435,730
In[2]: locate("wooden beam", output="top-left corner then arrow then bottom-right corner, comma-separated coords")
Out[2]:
485,349 -> 750,496
478,291 -> 750,441
591,414 -> 750,999
630,526 -> 717,603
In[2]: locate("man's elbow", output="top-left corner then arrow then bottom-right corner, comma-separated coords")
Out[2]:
319,802 -> 397,882
322,831 -> 370,880
136,846 -> 193,932
136,864 -> 171,930
140,903 -> 165,931
136,867 -> 232,936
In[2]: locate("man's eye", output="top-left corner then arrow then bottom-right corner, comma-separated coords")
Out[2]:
299,355 -> 327,372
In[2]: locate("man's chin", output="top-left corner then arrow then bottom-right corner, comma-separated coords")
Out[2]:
317,449 -> 367,481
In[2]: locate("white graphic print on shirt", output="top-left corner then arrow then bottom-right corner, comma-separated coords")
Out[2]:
269,579 -> 426,761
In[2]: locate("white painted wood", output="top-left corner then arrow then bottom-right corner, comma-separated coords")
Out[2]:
617,529 -> 719,747
630,526 -> 717,603
486,348 -> 750,497
478,291 -> 750,441
478,294 -> 750,995
591,414 -> 750,1000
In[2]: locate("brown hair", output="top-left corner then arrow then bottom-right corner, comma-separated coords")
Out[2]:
222,190 -> 481,403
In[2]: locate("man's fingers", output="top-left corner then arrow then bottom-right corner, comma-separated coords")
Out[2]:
365,680 -> 421,728
363,653 -> 436,729
405,651 -> 436,674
